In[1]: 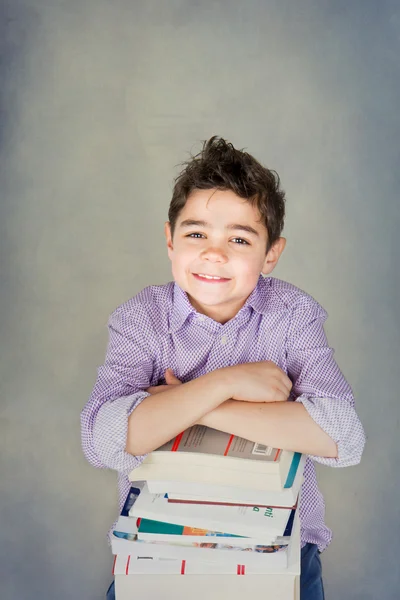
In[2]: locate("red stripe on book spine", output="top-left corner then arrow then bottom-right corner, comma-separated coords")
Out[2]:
112,556 -> 117,575
274,448 -> 281,461
237,565 -> 240,575
171,432 -> 184,452
181,560 -> 186,575
125,556 -> 131,575
168,498 -> 296,509
224,434 -> 234,456
242,565 -> 245,575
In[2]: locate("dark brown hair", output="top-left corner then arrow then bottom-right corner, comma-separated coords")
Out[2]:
168,136 -> 286,252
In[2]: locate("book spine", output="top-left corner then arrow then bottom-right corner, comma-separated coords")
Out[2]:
167,498 -> 297,510
138,518 -> 245,539
283,453 -> 301,488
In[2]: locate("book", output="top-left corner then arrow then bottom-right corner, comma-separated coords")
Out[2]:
114,485 -> 144,535
111,486 -> 296,559
137,508 -> 294,543
113,549 -> 288,574
115,573 -> 300,600
114,555 -> 267,575
112,530 -> 290,566
128,483 -> 292,539
128,425 -> 301,492
161,454 -> 306,508
113,519 -> 300,600
136,518 -> 290,547
113,501 -> 301,599
114,517 -> 300,575
113,487 -> 295,547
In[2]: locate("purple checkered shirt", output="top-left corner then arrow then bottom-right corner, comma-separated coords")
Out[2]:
81,275 -> 365,551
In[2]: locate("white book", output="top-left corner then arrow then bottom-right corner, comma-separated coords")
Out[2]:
111,530 -> 290,557
115,574 -> 300,600
137,529 -> 288,547
129,426 -> 302,492
113,545 -> 288,570
150,454 -> 306,508
114,517 -> 301,600
129,483 -> 292,538
113,486 -> 291,551
112,512 -> 299,569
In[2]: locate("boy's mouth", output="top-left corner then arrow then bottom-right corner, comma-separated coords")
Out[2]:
193,273 -> 231,283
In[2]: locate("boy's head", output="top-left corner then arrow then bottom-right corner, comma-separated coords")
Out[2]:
168,136 -> 286,253
165,136 -> 287,323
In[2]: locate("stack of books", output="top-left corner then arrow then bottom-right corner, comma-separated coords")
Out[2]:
111,426 -> 305,600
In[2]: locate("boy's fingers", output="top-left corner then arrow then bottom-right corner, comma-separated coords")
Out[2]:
146,383 -> 182,395
275,370 -> 292,393
265,362 -> 292,392
273,377 -> 291,400
165,369 -> 182,384
274,389 -> 289,402
146,385 -> 167,395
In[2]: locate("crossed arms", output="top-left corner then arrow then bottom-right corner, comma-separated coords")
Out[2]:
82,303 -> 366,473
126,362 -> 338,458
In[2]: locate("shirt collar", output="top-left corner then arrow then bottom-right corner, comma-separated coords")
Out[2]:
170,283 -> 197,333
245,275 -> 286,315
170,275 -> 283,333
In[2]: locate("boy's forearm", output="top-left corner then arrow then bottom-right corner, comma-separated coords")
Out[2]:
198,400 -> 338,458
126,369 -> 232,455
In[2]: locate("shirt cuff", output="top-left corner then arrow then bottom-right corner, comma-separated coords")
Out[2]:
295,396 -> 366,467
92,391 -> 150,473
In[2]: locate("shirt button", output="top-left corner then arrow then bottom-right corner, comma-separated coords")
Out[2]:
221,335 -> 228,345
198,316 -> 205,322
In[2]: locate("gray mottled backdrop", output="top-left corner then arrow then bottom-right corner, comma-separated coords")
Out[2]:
1,1 -> 399,599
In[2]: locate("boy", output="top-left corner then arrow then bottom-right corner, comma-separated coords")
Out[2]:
81,136 -> 366,599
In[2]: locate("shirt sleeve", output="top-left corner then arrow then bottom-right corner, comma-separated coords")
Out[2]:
80,305 -> 155,473
285,295 -> 366,467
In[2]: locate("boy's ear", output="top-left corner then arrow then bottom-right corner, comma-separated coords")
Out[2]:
261,237 -> 286,275
164,222 -> 174,259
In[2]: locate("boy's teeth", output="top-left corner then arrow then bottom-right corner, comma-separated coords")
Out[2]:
198,274 -> 222,280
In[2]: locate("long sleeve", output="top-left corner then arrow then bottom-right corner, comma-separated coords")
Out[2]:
80,306 -> 155,473
286,295 -> 366,467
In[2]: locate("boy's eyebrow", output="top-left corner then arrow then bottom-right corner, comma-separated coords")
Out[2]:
179,219 -> 260,238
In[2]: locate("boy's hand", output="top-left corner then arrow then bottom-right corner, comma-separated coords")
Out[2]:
146,363 -> 291,404
227,361 -> 292,403
146,369 -> 183,395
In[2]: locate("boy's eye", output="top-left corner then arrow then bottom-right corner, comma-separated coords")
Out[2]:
186,233 -> 249,245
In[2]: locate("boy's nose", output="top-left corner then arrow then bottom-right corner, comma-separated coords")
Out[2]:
200,246 -> 228,262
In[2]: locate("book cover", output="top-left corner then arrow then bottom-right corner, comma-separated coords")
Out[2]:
156,426 -> 283,463
111,533 -> 290,567
111,511 -> 300,571
129,484 -> 292,538
130,429 -> 302,492
136,517 -> 289,547
112,552 -> 289,575
114,485 -> 144,534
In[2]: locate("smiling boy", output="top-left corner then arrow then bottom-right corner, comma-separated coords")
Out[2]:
81,136 -> 365,599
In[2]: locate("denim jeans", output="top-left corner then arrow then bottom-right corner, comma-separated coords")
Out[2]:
106,543 -> 324,599
300,543 -> 325,599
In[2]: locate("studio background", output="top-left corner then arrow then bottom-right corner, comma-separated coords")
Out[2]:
1,1 -> 399,599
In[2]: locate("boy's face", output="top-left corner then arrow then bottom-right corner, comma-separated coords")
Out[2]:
165,188 -> 285,323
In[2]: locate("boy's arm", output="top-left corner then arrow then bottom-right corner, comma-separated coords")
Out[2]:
80,306 -> 153,472
285,296 -> 365,466
127,361 -> 291,455
125,370 -> 232,456
199,400 -> 338,457
201,296 -> 366,467
81,306 -> 232,473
